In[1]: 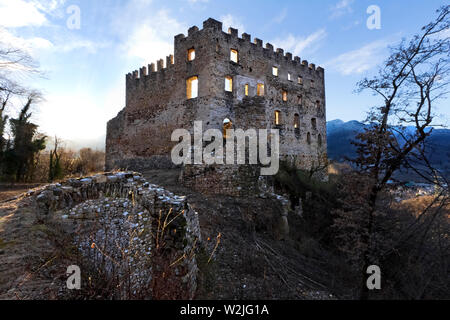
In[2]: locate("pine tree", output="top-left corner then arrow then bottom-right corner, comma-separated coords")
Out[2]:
4,95 -> 46,181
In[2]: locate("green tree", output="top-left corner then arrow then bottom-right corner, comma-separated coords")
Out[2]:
3,93 -> 46,181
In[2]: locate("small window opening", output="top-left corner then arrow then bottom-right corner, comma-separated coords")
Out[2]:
318,134 -> 322,147
282,90 -> 288,102
288,73 -> 292,81
297,95 -> 302,105
223,118 -> 233,140
244,84 -> 249,96
275,110 -> 281,125
186,76 -> 198,99
311,118 -> 317,130
316,100 -> 320,108
307,132 -> 311,145
257,83 -> 264,96
230,49 -> 238,63
225,76 -> 233,92
272,66 -> 278,76
298,76 -> 303,85
294,114 -> 300,129
187,48 -> 195,61
310,79 -> 315,88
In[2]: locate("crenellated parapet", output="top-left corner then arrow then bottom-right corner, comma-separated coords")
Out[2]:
126,17 -> 324,93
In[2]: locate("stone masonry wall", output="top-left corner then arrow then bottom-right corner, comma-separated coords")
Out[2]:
106,18 -> 327,175
28,172 -> 201,299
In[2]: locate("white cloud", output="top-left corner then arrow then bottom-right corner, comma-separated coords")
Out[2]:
112,3 -> 186,65
32,0 -> 66,16
0,27 -> 53,59
0,0 -> 48,27
57,39 -> 109,54
0,26 -> 106,60
272,8 -> 288,24
220,14 -> 245,34
325,39 -> 391,75
330,0 -> 354,19
271,28 -> 327,56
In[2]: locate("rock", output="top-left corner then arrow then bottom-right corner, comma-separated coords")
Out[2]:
94,175 -> 107,183
68,179 -> 81,188
80,178 -> 93,184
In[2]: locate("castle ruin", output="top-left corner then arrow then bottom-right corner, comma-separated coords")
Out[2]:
106,18 -> 327,193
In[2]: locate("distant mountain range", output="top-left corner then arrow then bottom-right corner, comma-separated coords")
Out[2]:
326,119 -> 450,180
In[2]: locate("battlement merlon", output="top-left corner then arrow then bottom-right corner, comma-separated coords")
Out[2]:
126,17 -> 324,86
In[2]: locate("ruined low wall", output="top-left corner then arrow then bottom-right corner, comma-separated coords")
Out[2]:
180,164 -> 270,197
28,172 -> 201,299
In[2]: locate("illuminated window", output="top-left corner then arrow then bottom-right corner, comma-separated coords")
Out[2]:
310,79 -> 315,88
275,110 -> 281,125
244,84 -> 249,96
311,118 -> 317,130
298,76 -> 303,85
288,73 -> 292,81
186,76 -> 198,99
282,90 -> 287,102
187,48 -> 195,61
307,132 -> 311,144
223,118 -> 233,139
230,49 -> 238,63
294,114 -> 300,129
257,83 -> 264,96
225,76 -> 233,92
272,66 -> 278,76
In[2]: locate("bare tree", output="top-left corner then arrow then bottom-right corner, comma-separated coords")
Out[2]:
333,6 -> 450,299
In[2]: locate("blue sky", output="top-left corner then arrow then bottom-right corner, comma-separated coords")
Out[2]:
0,0 -> 448,149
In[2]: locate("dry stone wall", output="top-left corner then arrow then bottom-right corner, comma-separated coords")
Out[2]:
28,172 -> 201,299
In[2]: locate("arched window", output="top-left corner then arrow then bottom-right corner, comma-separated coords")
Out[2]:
274,110 -> 281,125
282,90 -> 287,102
311,118 -> 317,130
307,132 -> 311,145
244,84 -> 249,96
225,76 -> 233,92
294,114 -> 300,129
186,76 -> 198,99
318,134 -> 322,147
223,118 -> 233,139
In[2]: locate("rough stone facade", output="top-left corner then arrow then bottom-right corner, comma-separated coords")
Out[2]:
29,172 -> 201,299
106,18 -> 328,185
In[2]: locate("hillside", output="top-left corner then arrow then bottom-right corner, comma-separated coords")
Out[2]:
326,120 -> 450,181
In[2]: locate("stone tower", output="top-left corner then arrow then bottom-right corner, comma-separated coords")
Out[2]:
106,18 -> 327,191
